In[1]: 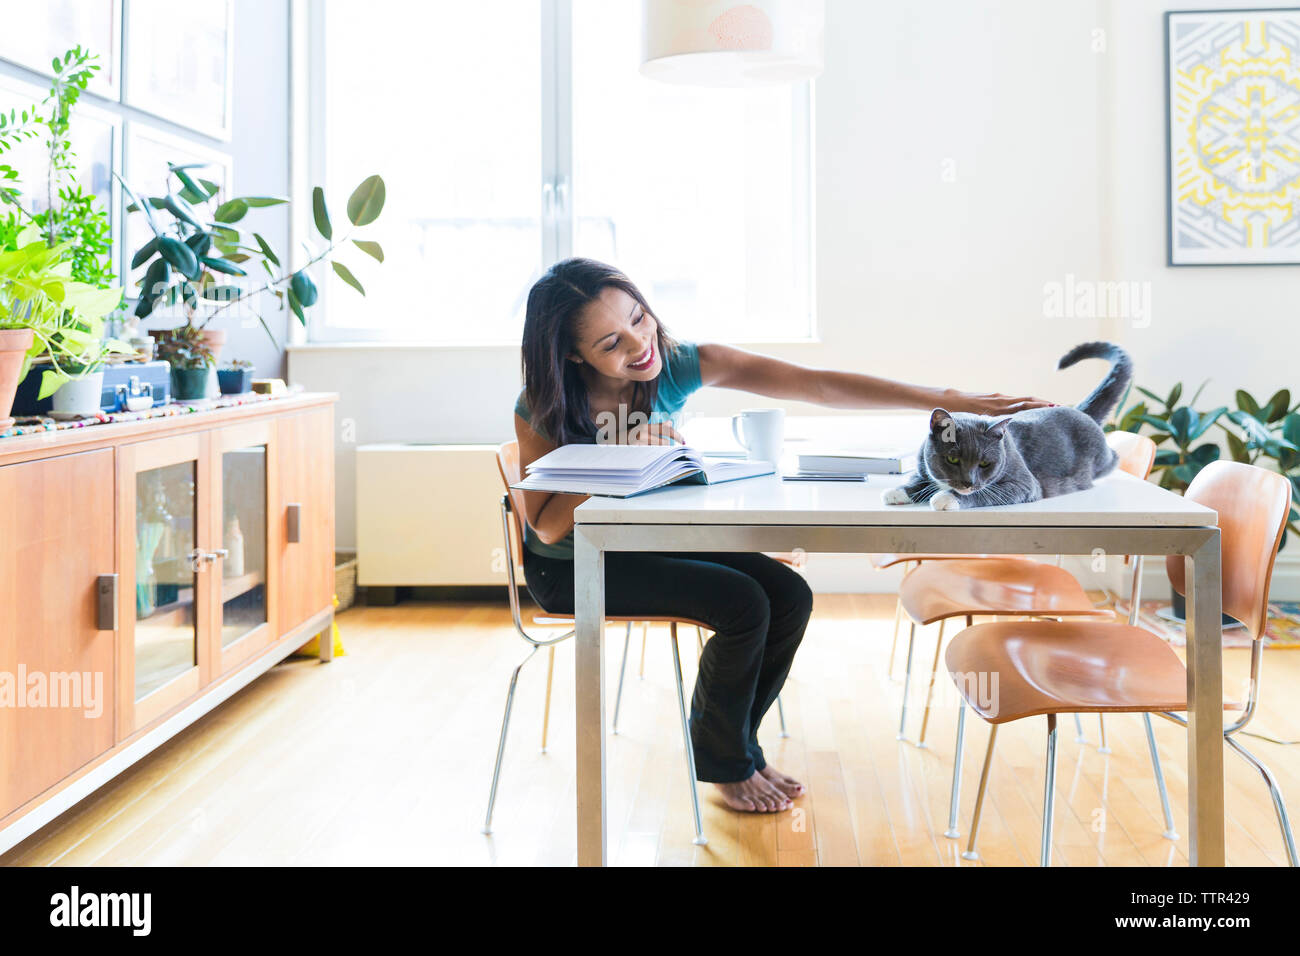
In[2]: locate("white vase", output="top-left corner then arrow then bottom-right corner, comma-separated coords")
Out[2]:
50,370 -> 106,416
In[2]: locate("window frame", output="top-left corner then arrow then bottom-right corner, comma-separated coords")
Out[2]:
301,0 -> 816,347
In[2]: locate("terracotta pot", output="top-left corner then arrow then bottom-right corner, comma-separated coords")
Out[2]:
0,328 -> 35,431
200,328 -> 226,365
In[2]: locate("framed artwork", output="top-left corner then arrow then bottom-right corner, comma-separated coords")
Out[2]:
123,121 -> 232,294
124,0 -> 233,139
0,0 -> 120,99
1166,8 -> 1300,265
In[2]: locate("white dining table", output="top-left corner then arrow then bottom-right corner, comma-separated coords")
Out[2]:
571,469 -> 1224,866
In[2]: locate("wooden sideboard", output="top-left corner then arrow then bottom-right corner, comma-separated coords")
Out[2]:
0,392 -> 336,853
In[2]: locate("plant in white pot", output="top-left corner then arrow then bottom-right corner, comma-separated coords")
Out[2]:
0,227 -> 126,428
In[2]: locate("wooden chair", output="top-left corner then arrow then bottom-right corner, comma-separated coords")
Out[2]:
485,442 -> 712,844
945,461 -> 1295,866
893,432 -> 1157,751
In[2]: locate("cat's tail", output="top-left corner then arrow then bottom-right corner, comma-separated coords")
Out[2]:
1058,341 -> 1133,425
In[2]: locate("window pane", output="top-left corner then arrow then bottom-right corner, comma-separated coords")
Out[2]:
319,0 -> 542,342
572,0 -> 812,343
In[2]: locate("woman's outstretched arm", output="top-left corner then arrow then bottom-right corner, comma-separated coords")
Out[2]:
696,343 -> 1054,416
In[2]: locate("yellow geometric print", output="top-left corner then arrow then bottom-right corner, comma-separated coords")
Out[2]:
1169,11 -> 1300,262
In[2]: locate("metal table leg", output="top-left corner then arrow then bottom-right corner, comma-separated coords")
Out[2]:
575,529 -> 607,867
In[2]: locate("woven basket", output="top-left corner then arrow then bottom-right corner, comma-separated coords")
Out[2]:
334,552 -> 358,611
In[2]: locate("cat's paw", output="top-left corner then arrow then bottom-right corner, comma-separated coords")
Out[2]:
882,486 -> 912,506
930,490 -> 961,512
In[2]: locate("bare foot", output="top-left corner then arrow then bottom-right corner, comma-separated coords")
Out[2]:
758,765 -> 806,800
713,771 -> 795,813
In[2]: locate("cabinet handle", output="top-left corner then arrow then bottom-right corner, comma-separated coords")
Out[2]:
286,503 -> 302,543
96,574 -> 118,631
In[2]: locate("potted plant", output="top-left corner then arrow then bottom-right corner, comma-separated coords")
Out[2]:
47,344 -> 118,416
120,164 -> 386,354
155,323 -> 215,401
1112,382 -> 1300,621
217,358 -> 254,395
0,47 -> 117,292
0,228 -> 126,426
0,47 -> 125,423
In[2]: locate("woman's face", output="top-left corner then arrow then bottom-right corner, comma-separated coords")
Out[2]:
569,286 -> 662,382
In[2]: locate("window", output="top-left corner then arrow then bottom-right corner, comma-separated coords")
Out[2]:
312,0 -> 813,345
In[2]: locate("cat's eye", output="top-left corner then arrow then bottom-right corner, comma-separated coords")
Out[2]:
979,460 -> 991,468
945,454 -> 960,465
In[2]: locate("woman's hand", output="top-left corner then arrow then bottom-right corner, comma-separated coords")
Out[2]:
944,390 -> 1058,416
624,421 -> 684,445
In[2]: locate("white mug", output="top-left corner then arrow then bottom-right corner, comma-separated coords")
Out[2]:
731,408 -> 785,464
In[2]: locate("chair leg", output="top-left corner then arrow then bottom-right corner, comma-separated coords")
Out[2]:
887,584 -> 906,678
962,723 -> 998,860
1073,713 -> 1087,744
1041,714 -> 1059,867
612,622 -> 632,736
540,645 -> 556,753
638,621 -> 648,679
670,623 -> 708,846
915,616 -> 946,749
1142,713 -> 1179,840
483,646 -> 538,834
777,694 -> 789,738
1225,734 -> 1298,866
897,620 -> 918,741
1097,714 -> 1111,754
945,700 -> 968,839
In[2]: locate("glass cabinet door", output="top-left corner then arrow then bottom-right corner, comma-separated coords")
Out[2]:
215,421 -> 275,673
134,460 -> 199,700
220,444 -> 267,648
121,432 -> 208,733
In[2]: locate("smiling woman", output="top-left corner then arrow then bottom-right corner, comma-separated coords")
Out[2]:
511,255 -> 1054,817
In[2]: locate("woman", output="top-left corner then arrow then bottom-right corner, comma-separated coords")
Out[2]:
515,258 -> 1053,814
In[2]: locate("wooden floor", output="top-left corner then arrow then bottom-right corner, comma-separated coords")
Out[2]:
4,594 -> 1298,866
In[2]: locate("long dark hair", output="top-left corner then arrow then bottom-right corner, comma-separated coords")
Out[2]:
521,257 -> 679,446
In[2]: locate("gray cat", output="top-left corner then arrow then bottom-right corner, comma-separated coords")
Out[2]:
883,342 -> 1132,511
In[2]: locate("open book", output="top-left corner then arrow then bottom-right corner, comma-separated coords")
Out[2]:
511,443 -> 775,498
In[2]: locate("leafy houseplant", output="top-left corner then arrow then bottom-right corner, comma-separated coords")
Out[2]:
1112,382 -> 1300,620
0,47 -> 117,291
121,165 -> 386,349
154,323 -> 215,401
217,358 -> 254,395
1112,381 -> 1227,493
0,227 -> 126,425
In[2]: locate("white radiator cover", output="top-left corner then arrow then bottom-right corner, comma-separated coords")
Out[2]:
356,444 -> 508,586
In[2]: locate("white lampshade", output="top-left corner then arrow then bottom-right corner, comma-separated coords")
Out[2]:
640,0 -> 825,87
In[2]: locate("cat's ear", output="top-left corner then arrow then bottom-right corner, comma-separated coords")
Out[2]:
929,408 -> 953,435
984,416 -> 1013,440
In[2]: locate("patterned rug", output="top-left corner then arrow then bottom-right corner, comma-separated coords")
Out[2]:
1112,598 -> 1300,649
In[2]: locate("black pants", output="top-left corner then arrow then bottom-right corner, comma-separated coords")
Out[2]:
523,548 -> 814,783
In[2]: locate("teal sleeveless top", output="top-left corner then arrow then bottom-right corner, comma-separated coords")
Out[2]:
513,340 -> 703,560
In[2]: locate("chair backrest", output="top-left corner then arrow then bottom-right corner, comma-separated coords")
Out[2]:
496,441 -> 528,570
1167,461 -> 1291,640
1106,430 -> 1157,480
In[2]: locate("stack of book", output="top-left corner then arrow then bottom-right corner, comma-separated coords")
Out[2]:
783,449 -> 916,481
